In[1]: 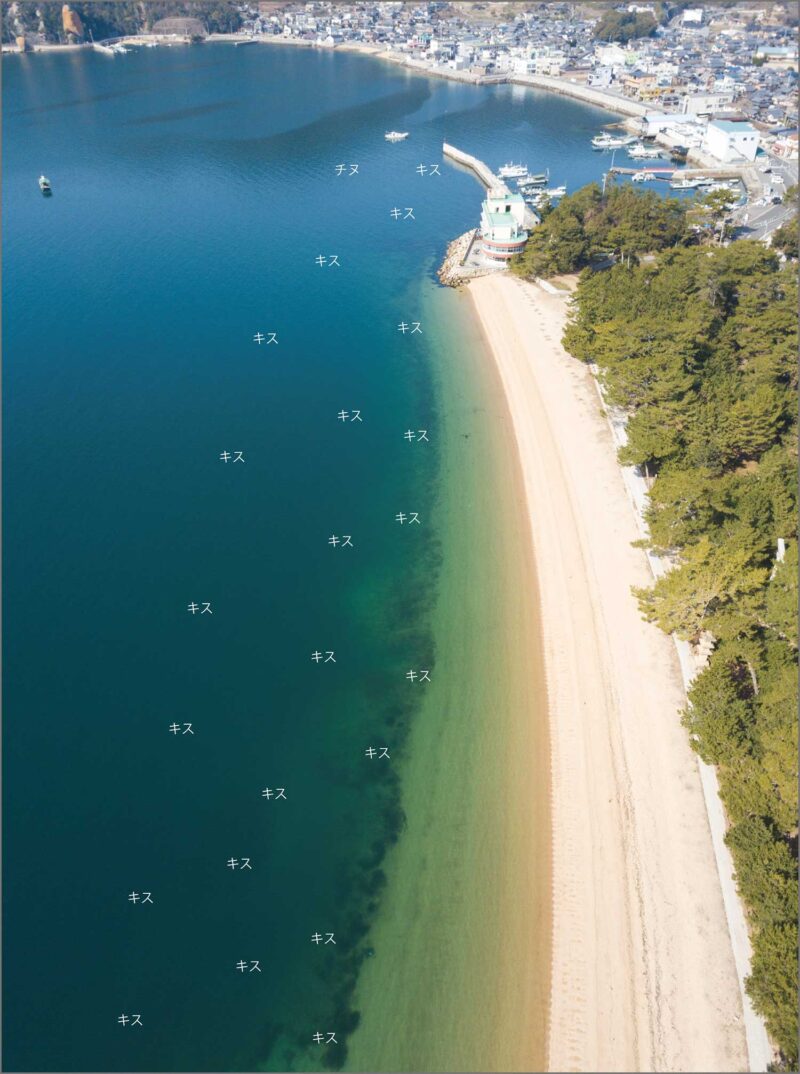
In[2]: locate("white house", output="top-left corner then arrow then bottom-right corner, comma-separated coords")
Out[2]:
703,119 -> 759,162
595,43 -> 632,67
653,61 -> 679,85
681,91 -> 734,115
640,111 -> 702,137
533,51 -> 566,76
682,7 -> 704,23
588,65 -> 614,87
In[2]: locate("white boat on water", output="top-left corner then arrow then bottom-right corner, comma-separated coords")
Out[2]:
631,170 -> 655,182
518,170 -> 549,189
498,162 -> 528,179
592,132 -> 635,150
38,174 -> 52,193
385,131 -> 409,142
544,184 -> 566,198
670,176 -> 705,190
627,143 -> 663,159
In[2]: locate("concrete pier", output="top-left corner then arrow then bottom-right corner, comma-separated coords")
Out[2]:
443,144 -> 540,229
442,143 -> 510,194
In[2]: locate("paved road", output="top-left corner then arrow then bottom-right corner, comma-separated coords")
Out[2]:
733,150 -> 797,241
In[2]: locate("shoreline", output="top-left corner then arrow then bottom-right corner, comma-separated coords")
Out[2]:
4,33 -> 641,118
467,273 -> 749,1072
345,284 -> 551,1072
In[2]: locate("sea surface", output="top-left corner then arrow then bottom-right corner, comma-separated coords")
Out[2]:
5,43 -> 620,1073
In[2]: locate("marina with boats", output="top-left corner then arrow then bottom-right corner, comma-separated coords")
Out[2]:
483,127 -> 745,214
437,129 -> 749,288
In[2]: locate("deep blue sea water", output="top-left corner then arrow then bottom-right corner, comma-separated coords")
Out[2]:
3,43 -> 623,1072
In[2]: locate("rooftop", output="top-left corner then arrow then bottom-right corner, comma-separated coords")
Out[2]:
484,210 -> 524,230
487,191 -> 525,204
711,118 -> 758,131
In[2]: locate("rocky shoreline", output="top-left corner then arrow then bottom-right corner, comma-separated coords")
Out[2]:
437,228 -> 478,287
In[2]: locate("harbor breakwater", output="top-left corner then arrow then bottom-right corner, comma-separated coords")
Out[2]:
438,229 -> 478,287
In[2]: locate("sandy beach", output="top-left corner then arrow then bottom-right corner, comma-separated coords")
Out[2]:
468,273 -> 748,1073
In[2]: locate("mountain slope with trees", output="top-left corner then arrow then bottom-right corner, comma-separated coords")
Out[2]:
2,1 -> 242,42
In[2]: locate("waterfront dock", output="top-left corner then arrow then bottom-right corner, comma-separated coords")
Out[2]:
443,143 -> 510,193
610,165 -> 745,180
609,162 -> 761,198
442,144 -> 539,231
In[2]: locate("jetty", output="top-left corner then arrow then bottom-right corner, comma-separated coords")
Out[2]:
609,165 -> 744,180
443,143 -> 539,230
443,143 -> 510,194
439,143 -> 543,286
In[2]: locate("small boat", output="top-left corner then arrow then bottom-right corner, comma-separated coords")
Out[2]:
544,184 -> 566,198
669,176 -> 704,190
592,133 -> 634,150
631,170 -> 655,182
517,170 -> 549,189
627,143 -> 663,159
498,162 -> 528,179
385,131 -> 409,142
38,175 -> 52,193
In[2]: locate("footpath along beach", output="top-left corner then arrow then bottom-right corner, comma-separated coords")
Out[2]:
468,273 -> 749,1073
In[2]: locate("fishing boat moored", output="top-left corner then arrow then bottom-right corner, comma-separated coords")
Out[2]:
592,132 -> 635,150
627,143 -> 664,160
670,176 -> 705,190
517,170 -> 549,190
498,162 -> 528,179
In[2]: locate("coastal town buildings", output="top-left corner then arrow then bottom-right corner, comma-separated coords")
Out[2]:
228,2 -> 799,147
2,1 -> 796,171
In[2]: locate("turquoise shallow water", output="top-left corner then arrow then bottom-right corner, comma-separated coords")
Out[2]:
3,44 -> 618,1072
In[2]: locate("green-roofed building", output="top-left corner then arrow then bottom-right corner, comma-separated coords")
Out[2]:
480,189 -> 529,263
